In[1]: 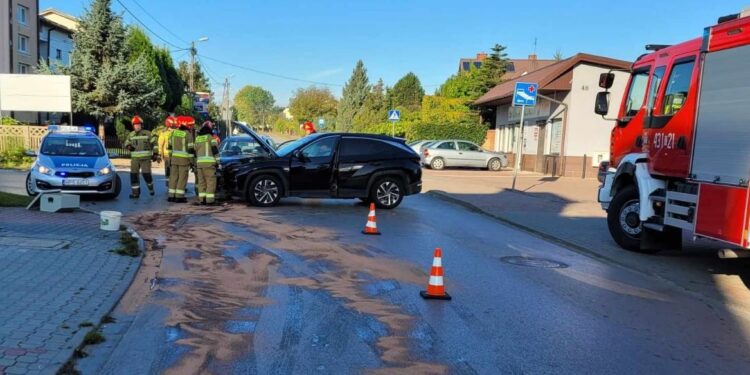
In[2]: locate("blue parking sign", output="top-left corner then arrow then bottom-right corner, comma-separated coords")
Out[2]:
513,82 -> 538,107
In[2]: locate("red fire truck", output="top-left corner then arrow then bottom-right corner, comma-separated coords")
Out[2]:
596,10 -> 750,256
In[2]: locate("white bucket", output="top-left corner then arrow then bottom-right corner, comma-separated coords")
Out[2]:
100,211 -> 122,231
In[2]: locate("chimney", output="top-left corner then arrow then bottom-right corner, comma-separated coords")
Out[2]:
529,53 -> 538,70
476,52 -> 487,61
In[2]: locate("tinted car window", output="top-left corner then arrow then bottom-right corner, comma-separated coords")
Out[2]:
340,137 -> 409,162
458,142 -> 480,151
220,138 -> 265,156
436,141 -> 455,150
41,137 -> 104,156
301,136 -> 338,163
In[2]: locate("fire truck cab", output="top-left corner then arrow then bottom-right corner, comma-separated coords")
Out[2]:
596,10 -> 750,255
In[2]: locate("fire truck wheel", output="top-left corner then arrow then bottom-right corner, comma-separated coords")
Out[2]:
607,185 -> 642,251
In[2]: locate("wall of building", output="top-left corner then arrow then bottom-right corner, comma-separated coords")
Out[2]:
39,24 -> 73,67
564,64 -> 629,159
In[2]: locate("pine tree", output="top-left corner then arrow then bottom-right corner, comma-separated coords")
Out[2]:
336,60 -> 370,132
475,44 -> 509,94
69,0 -> 162,124
353,78 -> 386,130
389,72 -> 425,111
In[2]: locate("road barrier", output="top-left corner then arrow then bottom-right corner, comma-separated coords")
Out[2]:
361,202 -> 381,235
421,247 -> 451,300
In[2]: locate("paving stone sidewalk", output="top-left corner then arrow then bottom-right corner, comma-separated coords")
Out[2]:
0,208 -> 140,375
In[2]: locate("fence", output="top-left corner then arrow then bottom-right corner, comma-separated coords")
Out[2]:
0,125 -> 48,152
104,135 -> 130,158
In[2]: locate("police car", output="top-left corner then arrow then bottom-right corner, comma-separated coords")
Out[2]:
26,125 -> 121,199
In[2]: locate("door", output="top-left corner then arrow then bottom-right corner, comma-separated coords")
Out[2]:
535,123 -> 547,173
289,136 -> 339,194
433,141 -> 459,165
610,66 -> 651,167
457,141 -> 487,167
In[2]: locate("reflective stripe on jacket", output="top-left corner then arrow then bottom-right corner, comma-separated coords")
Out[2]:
168,130 -> 194,158
124,130 -> 157,159
194,134 -> 219,165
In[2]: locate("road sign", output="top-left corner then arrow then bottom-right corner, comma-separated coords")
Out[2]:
318,118 -> 325,129
513,82 -> 538,107
388,109 -> 401,121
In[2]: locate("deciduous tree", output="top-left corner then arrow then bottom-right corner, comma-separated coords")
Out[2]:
233,85 -> 275,128
288,87 -> 338,123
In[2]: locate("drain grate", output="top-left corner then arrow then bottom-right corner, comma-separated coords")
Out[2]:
500,256 -> 569,269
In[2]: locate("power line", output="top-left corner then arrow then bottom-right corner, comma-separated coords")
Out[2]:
196,55 -> 222,85
128,0 -> 189,45
114,0 -> 181,49
199,54 -> 344,87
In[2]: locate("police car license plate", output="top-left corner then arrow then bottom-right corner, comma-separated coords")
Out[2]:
63,178 -> 89,186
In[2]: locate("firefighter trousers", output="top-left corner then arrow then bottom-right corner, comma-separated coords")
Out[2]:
196,165 -> 217,203
130,158 -> 153,197
168,163 -> 190,198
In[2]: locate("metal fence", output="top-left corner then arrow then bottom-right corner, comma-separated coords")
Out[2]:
0,125 -> 48,152
103,135 -> 130,158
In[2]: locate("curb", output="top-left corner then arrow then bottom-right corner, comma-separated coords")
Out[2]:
51,225 -> 145,374
425,190 -> 750,317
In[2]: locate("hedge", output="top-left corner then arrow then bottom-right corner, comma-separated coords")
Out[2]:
406,122 -> 488,144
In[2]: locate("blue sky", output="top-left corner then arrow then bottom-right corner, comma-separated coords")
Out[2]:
42,0 -> 749,106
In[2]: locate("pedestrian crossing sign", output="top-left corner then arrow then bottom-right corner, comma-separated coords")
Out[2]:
388,109 -> 401,121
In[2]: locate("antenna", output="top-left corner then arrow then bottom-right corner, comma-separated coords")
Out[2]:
533,37 -> 538,54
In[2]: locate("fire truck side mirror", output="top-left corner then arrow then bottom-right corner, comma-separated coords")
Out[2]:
598,73 -> 615,89
595,92 -> 610,116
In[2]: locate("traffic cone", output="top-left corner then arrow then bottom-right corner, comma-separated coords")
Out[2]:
420,248 -> 451,300
362,203 -> 381,235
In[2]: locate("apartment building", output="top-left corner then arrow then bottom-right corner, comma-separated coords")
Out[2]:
1,0 -> 39,74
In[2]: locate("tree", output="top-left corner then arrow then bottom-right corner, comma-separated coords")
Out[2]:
288,86 -> 338,123
177,60 -> 210,93
553,49 -> 564,61
69,0 -> 162,124
388,72 -> 425,111
353,79 -> 386,130
153,48 -> 184,112
438,67 -> 484,101
336,60 -> 370,132
233,85 -> 275,128
474,44 -> 509,94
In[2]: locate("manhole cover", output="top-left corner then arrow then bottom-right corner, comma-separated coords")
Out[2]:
500,256 -> 568,269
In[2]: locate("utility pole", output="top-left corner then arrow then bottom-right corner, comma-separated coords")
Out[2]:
189,41 -> 196,93
222,77 -> 231,138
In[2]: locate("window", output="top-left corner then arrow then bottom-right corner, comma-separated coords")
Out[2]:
17,5 -> 28,25
623,69 -> 650,117
18,34 -> 29,53
56,49 -> 63,60
436,141 -> 456,150
17,63 -> 29,74
219,138 -> 264,157
41,137 -> 104,157
646,66 -> 666,114
457,142 -> 481,152
662,60 -> 695,116
301,136 -> 338,162
340,138 -> 406,162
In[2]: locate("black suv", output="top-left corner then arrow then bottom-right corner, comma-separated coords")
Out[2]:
218,124 -> 422,209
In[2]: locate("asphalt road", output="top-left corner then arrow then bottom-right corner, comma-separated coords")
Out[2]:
72,194 -> 750,374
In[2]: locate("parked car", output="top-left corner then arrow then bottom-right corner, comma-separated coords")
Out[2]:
218,124 -> 422,208
407,140 -> 435,154
26,125 -> 121,199
422,140 -> 508,171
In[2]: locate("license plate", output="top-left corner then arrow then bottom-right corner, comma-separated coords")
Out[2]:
63,178 -> 89,186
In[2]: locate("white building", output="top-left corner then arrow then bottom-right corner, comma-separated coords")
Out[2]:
39,8 -> 78,69
475,53 -> 630,177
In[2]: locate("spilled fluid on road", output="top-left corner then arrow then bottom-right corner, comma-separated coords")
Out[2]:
129,204 -> 448,374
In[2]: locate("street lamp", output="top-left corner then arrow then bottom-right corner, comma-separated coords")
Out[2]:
189,37 -> 209,92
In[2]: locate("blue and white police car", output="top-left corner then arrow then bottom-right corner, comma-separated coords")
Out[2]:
26,125 -> 121,199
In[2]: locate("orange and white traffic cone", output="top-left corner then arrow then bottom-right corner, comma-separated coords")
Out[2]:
362,202 -> 381,235
420,247 -> 451,300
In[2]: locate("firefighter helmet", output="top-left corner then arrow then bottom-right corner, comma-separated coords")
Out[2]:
132,115 -> 143,125
165,115 -> 177,129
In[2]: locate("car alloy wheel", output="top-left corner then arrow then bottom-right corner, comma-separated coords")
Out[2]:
489,158 -> 502,171
25,173 -> 38,196
431,158 -> 445,170
254,178 -> 279,205
376,180 -> 401,208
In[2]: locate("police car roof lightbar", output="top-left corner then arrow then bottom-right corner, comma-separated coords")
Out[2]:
47,125 -> 96,134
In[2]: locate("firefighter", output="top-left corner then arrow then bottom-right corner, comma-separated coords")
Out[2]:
301,120 -> 316,135
124,115 -> 158,198
167,122 -> 194,203
158,115 -> 177,187
193,122 -> 219,205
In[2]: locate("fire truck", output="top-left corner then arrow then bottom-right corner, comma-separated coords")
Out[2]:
596,9 -> 750,256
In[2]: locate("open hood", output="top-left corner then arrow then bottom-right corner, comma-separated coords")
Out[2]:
232,121 -> 278,158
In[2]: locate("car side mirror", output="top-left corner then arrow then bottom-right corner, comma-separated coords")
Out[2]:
293,149 -> 304,160
598,72 -> 615,89
25,149 -> 37,157
595,91 -> 610,116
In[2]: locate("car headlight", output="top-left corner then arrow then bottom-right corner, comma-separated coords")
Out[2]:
37,164 -> 53,175
98,165 -> 113,176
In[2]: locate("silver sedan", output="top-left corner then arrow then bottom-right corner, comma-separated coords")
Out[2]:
422,140 -> 508,171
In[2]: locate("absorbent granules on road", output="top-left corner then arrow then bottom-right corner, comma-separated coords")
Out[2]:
122,204 -> 447,375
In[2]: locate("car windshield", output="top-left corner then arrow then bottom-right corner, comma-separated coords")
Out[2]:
220,138 -> 267,157
276,137 -> 315,157
41,136 -> 104,156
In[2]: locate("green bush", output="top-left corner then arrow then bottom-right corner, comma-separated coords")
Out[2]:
1,117 -> 22,125
406,122 -> 488,144
359,121 -> 408,138
0,145 -> 33,168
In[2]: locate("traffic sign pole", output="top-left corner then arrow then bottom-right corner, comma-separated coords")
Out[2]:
512,105 -> 526,191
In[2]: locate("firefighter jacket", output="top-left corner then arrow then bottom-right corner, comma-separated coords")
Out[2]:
158,128 -> 173,159
168,130 -> 194,166
124,129 -> 158,159
194,134 -> 219,167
